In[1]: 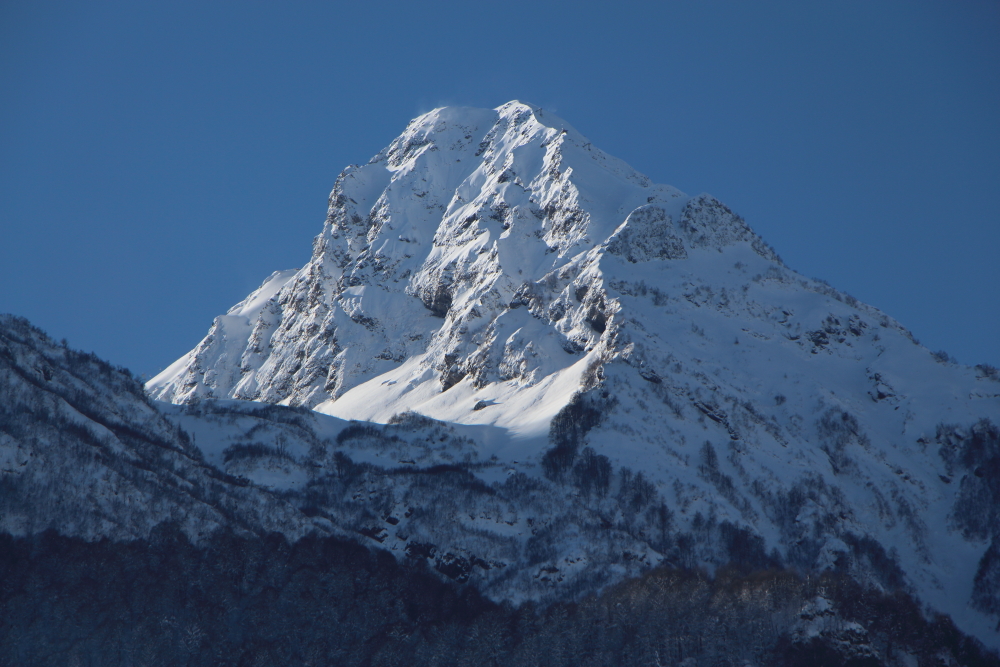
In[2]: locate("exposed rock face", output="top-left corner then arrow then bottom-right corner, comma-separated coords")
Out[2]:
606,205 -> 687,262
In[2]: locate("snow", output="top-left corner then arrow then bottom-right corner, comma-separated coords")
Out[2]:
146,268 -> 299,398
317,347 -> 599,445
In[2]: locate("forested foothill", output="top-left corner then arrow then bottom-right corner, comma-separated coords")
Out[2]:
2,527 -> 997,667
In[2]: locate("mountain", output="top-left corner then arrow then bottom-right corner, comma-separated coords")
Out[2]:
4,314 -> 998,666
4,101 -> 1000,663
146,101 -> 1000,647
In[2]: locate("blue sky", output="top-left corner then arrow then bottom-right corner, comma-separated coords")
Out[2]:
2,0 -> 998,376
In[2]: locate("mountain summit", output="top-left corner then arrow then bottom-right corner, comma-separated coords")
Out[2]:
148,101 -> 776,429
147,102 -> 1000,646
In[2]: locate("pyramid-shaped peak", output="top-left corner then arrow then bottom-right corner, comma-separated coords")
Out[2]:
397,101 -> 580,146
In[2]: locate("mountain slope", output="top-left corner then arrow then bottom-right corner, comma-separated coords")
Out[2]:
143,101 -> 1000,646
0,314 -> 322,540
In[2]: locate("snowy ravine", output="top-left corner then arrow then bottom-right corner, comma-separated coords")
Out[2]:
136,101 -> 995,647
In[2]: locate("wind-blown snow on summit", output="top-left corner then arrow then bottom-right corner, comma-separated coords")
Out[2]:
148,102 -> 1000,646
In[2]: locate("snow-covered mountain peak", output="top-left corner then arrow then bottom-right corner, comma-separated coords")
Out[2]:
44,103 -> 1000,646
147,101 -> 775,413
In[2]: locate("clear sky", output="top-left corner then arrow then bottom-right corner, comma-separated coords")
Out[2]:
2,0 -> 998,377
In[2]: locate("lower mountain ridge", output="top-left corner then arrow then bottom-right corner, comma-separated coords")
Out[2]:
2,312 -> 999,665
